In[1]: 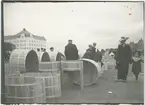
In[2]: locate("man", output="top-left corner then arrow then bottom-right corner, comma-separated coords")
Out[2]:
49,47 -> 58,61
56,52 -> 65,61
92,42 -> 97,52
64,40 -> 79,86
116,36 -> 132,82
64,40 -> 79,60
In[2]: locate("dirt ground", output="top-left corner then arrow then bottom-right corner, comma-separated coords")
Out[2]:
47,67 -> 144,103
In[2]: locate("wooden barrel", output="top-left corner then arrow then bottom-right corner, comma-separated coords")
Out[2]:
74,58 -> 101,86
22,72 -> 61,99
9,49 -> 39,73
39,61 -> 61,72
37,52 -> 50,62
5,76 -> 46,103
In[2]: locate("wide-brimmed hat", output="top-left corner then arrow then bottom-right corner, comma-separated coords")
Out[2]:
120,36 -> 129,42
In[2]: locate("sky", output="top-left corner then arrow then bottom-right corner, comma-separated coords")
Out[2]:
3,2 -> 144,55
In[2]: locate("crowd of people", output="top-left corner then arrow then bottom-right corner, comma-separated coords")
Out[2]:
48,37 -> 143,83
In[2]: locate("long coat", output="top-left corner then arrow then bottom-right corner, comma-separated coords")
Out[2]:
131,57 -> 143,74
64,43 -> 78,60
116,44 -> 132,80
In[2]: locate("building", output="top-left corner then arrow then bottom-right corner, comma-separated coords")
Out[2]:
4,28 -> 46,51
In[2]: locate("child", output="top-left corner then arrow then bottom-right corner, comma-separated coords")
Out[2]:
130,51 -> 144,81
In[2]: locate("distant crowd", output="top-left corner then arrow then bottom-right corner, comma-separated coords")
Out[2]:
49,37 -> 144,83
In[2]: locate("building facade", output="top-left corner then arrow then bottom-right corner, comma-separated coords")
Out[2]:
4,28 -> 46,51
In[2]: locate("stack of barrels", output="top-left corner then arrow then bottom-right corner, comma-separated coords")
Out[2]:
4,49 -> 62,103
4,49 -> 102,103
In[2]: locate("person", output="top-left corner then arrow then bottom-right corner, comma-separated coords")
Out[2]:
64,40 -> 79,85
49,47 -> 58,61
103,49 -> 110,71
56,52 -> 66,61
92,42 -> 97,52
64,40 -> 79,60
116,36 -> 132,82
83,49 -> 93,59
130,51 -> 144,81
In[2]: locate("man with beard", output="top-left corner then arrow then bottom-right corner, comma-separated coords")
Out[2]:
116,37 -> 132,82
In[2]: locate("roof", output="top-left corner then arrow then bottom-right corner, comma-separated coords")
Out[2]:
4,28 -> 46,41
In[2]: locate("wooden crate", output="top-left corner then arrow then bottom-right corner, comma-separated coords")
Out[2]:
5,76 -> 46,103
61,60 -> 83,71
39,61 -> 61,72
61,60 -> 84,90
22,72 -> 61,99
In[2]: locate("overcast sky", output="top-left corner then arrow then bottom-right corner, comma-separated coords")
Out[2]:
4,2 -> 143,54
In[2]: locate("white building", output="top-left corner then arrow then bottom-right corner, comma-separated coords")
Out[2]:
4,28 -> 46,51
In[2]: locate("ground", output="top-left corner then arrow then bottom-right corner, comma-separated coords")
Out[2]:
47,66 -> 144,103
5,59 -> 144,103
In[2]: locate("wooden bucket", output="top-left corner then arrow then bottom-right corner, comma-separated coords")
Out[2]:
9,49 -> 39,73
22,72 -> 61,99
39,61 -> 61,72
74,58 -> 101,86
5,76 -> 46,103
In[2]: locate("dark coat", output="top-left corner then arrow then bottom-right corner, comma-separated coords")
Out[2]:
131,58 -> 143,74
65,43 -> 78,60
116,44 -> 132,80
83,50 -> 94,60
94,51 -> 102,62
116,44 -> 132,63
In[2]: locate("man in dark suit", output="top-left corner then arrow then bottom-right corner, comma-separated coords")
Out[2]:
65,40 -> 79,60
116,36 -> 132,82
64,40 -> 79,85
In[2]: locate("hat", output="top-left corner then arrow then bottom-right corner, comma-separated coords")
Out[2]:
120,36 -> 129,42
50,47 -> 54,50
68,39 -> 72,41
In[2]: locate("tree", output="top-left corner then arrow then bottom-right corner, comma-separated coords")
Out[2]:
4,42 -> 16,63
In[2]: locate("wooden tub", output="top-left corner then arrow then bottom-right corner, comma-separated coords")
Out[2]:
22,72 -> 61,99
5,76 -> 46,103
74,58 -> 102,86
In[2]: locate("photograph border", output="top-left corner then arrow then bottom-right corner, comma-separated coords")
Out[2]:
1,1 -> 144,104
